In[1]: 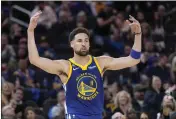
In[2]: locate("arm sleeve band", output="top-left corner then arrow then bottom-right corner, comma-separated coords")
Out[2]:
130,49 -> 141,59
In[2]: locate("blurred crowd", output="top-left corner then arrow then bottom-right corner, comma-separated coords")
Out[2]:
1,1 -> 176,119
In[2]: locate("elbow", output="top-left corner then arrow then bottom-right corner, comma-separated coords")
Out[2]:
135,59 -> 141,65
29,56 -> 38,65
133,59 -> 140,66
129,56 -> 141,66
29,58 -> 35,65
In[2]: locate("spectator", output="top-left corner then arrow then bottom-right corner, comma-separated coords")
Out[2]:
112,112 -> 126,119
69,2 -> 92,16
132,84 -> 145,114
2,33 -> 16,67
10,23 -> 23,44
139,40 -> 159,72
160,95 -> 176,119
49,90 -> 65,119
94,2 -> 116,46
171,55 -> 176,82
140,112 -> 149,119
2,82 -> 13,108
126,108 -> 137,119
109,28 -> 124,56
113,91 -> 132,115
2,63 -> 15,83
114,12 -> 128,33
49,9 -> 75,45
12,87 -> 25,119
145,54 -> 171,83
108,81 -> 121,101
17,43 -> 28,60
103,87 -> 116,119
38,36 -> 57,60
136,11 -> 145,23
31,2 -> 57,30
25,106 -> 45,119
1,11 -> 10,33
141,22 -> 152,43
57,1 -> 72,17
87,2 -> 105,16
76,11 -> 93,31
143,75 -> 164,119
2,99 -> 17,119
13,59 -> 36,87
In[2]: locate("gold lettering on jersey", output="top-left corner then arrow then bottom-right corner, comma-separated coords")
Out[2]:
76,73 -> 98,100
77,91 -> 99,100
76,73 -> 97,81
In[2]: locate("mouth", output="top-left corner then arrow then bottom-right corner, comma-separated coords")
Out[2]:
81,48 -> 87,51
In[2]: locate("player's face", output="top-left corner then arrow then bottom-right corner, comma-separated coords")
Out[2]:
71,33 -> 90,56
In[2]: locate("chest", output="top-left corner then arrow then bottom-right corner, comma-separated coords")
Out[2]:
67,64 -> 103,89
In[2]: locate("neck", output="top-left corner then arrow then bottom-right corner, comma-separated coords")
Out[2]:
120,104 -> 127,108
72,54 -> 90,64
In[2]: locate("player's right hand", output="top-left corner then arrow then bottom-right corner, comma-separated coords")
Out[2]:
28,11 -> 42,31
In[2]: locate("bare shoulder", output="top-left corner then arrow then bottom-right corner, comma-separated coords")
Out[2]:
95,55 -> 113,63
53,59 -> 70,73
94,55 -> 113,72
54,59 -> 70,65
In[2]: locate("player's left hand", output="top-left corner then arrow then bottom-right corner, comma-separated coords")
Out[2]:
126,15 -> 141,34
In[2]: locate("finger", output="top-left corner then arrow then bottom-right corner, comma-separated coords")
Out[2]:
33,15 -> 40,19
33,11 -> 42,17
33,12 -> 42,18
125,20 -> 131,25
33,15 -> 40,21
129,15 -> 137,22
31,17 -> 37,22
129,15 -> 135,20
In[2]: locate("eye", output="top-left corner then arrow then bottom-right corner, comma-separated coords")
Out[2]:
77,39 -> 82,42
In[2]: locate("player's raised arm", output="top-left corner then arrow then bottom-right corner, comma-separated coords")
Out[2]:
97,15 -> 142,72
27,11 -> 68,75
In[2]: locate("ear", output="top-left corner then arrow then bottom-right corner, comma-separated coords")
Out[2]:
70,41 -> 74,48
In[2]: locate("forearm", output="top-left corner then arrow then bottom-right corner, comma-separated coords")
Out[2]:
128,34 -> 142,62
132,34 -> 141,52
27,30 -> 39,63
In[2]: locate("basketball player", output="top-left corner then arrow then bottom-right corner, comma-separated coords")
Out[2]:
27,11 -> 142,119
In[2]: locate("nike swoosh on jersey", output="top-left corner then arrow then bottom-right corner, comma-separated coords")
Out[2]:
73,67 -> 79,70
88,66 -> 96,69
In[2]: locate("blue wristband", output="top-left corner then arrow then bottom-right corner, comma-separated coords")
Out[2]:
130,49 -> 141,59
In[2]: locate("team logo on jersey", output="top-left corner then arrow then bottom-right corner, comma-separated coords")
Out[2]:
76,73 -> 98,100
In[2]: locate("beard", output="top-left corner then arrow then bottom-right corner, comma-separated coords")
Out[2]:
75,50 -> 89,56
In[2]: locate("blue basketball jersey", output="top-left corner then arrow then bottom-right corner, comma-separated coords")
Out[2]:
63,55 -> 104,118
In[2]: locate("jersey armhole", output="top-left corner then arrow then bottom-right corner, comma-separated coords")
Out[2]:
94,57 -> 103,77
63,61 -> 72,85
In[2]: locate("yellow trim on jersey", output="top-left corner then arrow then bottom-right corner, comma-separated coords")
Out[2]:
69,55 -> 92,70
94,57 -> 103,75
64,62 -> 72,85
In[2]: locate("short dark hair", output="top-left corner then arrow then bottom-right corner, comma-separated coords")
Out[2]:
25,106 -> 35,117
69,27 -> 90,42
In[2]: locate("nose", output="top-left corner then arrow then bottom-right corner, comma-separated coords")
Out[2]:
82,42 -> 86,46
